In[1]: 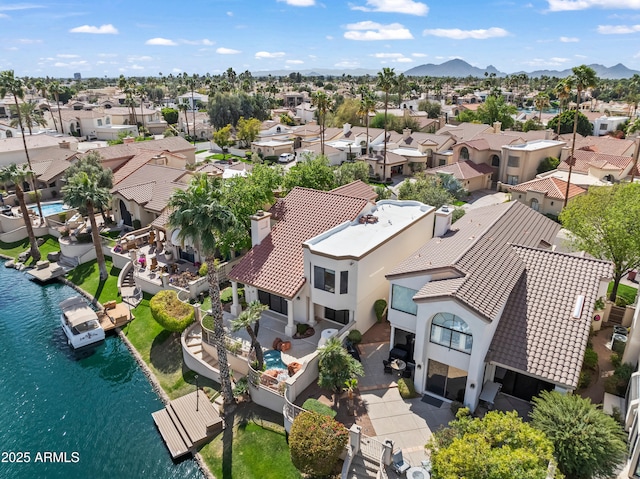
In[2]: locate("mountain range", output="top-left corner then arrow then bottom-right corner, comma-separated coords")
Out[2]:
255,60 -> 639,79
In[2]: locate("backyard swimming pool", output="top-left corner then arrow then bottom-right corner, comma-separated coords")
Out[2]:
30,201 -> 68,217
264,349 -> 288,370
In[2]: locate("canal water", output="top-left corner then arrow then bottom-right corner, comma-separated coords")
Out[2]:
0,261 -> 204,479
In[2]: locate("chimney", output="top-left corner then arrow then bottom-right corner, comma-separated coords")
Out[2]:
402,128 -> 411,141
493,121 -> 502,133
59,140 -> 70,149
343,123 -> 351,136
560,146 -> 571,162
544,128 -> 553,140
123,136 -> 135,144
438,115 -> 446,130
434,205 -> 453,238
250,210 -> 272,246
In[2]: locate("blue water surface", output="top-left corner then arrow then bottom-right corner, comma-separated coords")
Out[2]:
0,261 -> 204,479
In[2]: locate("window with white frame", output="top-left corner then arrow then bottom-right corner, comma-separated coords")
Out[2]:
430,312 -> 473,354
314,266 -> 335,293
391,284 -> 418,315
507,175 -> 519,185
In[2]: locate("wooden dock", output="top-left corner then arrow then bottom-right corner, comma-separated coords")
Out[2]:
152,390 -> 223,459
97,303 -> 134,332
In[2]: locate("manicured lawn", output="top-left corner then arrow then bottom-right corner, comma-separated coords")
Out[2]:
453,200 -> 466,207
0,235 -> 60,263
199,417 -> 302,479
66,256 -> 121,304
608,281 -> 638,305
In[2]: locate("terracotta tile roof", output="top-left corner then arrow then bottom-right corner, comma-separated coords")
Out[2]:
558,149 -> 633,174
489,246 -> 612,388
388,201 -> 560,321
90,137 -> 195,162
559,135 -> 634,156
330,180 -> 378,202
509,177 -> 586,200
112,163 -> 185,193
425,160 -> 494,181
436,122 -> 493,141
228,187 -> 367,299
112,150 -> 160,184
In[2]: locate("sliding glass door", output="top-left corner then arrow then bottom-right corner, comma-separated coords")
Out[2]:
426,359 -> 467,402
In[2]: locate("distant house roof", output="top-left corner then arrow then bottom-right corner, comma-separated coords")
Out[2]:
436,122 -> 493,141
559,135 -> 634,157
111,163 -> 186,213
489,246 -> 612,388
228,187 -> 368,299
89,136 -> 194,162
330,180 -> 378,202
425,160 -> 494,181
510,176 -> 585,200
387,201 -> 560,322
558,148 -> 635,175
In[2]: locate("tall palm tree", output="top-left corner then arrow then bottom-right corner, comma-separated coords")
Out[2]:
136,84 -> 146,135
534,92 -> 550,122
0,164 -> 41,262
62,172 -> 110,280
377,67 -> 397,181
554,78 -> 573,136
357,90 -> 376,155
34,79 -> 57,132
178,103 -> 190,137
0,70 -> 44,222
10,102 -> 47,135
396,73 -> 408,108
565,65 -> 598,207
230,300 -> 268,370
168,174 -> 237,407
48,80 -> 64,135
311,90 -> 331,155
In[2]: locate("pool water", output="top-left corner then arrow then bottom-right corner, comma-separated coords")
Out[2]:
263,349 -> 288,370
30,201 -> 67,217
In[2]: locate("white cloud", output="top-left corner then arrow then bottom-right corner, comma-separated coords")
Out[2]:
98,53 -> 118,57
145,37 -> 177,46
217,47 -> 241,54
57,54 -> 79,58
0,4 -> 45,11
372,52 -> 404,58
423,27 -> 509,39
128,55 -> 152,62
0,13 -> 8,18
344,21 -> 413,41
286,59 -> 304,64
548,0 -> 640,11
53,60 -> 88,67
69,24 -> 118,34
276,0 -> 315,6
522,57 -> 570,67
560,36 -> 579,42
575,54 -> 588,58
351,0 -> 428,16
412,52 -> 427,57
172,68 -> 182,73
326,35 -> 334,40
130,64 -> 144,70
16,38 -> 42,44
334,60 -> 360,68
396,57 -> 413,62
255,51 -> 286,59
226,11 -> 233,16
181,38 -> 214,45
597,24 -> 640,34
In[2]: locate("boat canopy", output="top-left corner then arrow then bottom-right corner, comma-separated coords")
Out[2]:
60,296 -> 98,328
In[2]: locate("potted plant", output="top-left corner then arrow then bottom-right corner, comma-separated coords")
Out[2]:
592,297 -> 605,331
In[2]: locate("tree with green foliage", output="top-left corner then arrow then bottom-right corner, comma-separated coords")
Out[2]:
289,411 -> 349,477
9,102 -> 47,135
64,151 -> 113,223
334,161 -> 369,186
312,90 -> 332,155
230,300 -> 268,370
523,118 -> 544,132
62,171 -> 110,280
48,80 -> 65,134
531,390 -> 626,479
456,109 -> 478,124
0,164 -> 41,262
427,409 -> 558,479
475,94 -> 517,130
236,116 -> 261,148
332,98 -> 361,127
283,154 -> 336,192
168,174 -> 238,407
357,90 -> 377,153
559,183 -> 640,302
149,290 -> 195,332
537,156 -> 560,175
548,109 -> 592,137
208,92 -> 241,129
437,173 -> 467,200
398,173 -> 455,209
377,67 -> 397,180
370,112 -> 400,131
418,99 -> 442,119
160,107 -> 178,124
213,124 -> 233,159
317,337 -> 364,394
534,92 -> 550,121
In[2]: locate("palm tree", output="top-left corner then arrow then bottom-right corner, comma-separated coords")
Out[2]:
0,164 -> 41,262
565,65 -> 598,207
396,73 -> 408,108
10,102 -> 47,135
357,90 -> 377,155
168,174 -> 238,407
48,80 -> 64,135
0,70 -> 44,222
311,90 -> 331,155
318,337 -> 364,397
62,172 -> 110,280
230,300 -> 269,370
63,151 -> 113,223
376,67 -> 397,181
534,92 -> 550,122
34,79 -> 57,132
178,103 -> 190,137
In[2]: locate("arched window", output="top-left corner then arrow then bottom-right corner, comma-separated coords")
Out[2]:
491,155 -> 500,167
530,198 -> 539,211
460,147 -> 469,160
6,131 -> 12,138
430,312 -> 472,354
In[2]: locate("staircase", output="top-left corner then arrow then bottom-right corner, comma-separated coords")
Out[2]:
346,455 -> 383,479
58,253 -> 78,269
608,305 -> 626,325
120,268 -> 142,307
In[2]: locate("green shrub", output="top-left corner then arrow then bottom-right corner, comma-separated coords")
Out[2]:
58,212 -> 67,222
583,348 -> 598,370
450,400 -> 464,415
289,411 -> 348,477
149,290 -> 195,332
347,329 -> 362,344
397,378 -> 418,399
233,377 -> 249,397
374,299 -> 387,323
302,399 -> 337,418
604,362 -> 634,396
611,352 -> 621,368
132,219 -> 141,230
615,296 -> 629,307
578,371 -> 591,389
198,262 -> 207,276
452,208 -> 466,224
296,323 -> 309,335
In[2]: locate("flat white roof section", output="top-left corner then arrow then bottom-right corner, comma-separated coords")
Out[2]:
504,139 -> 565,151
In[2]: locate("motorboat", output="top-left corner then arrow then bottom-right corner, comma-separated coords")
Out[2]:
59,296 -> 105,349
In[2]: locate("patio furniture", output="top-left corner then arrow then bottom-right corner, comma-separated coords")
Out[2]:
406,466 -> 430,479
389,346 -> 409,362
383,359 -> 393,374
392,451 -> 410,475
403,368 -> 412,379
479,381 -> 502,410
150,256 -> 158,271
390,359 -> 406,375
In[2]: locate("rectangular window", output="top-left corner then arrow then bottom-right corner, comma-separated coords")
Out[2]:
391,284 -> 418,315
507,175 -> 519,185
257,290 -> 288,315
314,266 -> 335,293
507,155 -> 519,168
97,119 -> 103,126
599,123 -> 608,131
438,159 -> 446,166
340,271 -> 348,295
325,307 -> 349,325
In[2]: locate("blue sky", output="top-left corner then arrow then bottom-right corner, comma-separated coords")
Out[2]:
2,0 -> 640,77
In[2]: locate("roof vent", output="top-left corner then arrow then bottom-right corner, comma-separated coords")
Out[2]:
256,210 -> 264,217
572,295 -> 585,319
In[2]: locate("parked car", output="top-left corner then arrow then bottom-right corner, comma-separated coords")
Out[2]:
278,153 -> 295,163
